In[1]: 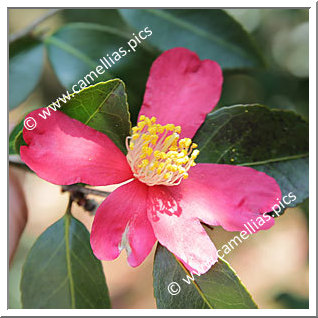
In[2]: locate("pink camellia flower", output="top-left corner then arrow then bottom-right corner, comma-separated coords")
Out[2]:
21,48 -> 281,274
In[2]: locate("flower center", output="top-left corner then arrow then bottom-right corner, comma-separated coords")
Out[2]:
126,115 -> 199,186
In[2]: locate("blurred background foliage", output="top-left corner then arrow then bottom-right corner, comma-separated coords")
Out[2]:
9,9 -> 309,122
221,9 -> 308,119
9,8 -> 309,309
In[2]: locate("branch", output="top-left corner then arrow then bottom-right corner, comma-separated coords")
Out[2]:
9,155 -> 24,165
62,184 -> 111,198
9,9 -> 61,43
9,155 -> 31,171
8,156 -> 110,197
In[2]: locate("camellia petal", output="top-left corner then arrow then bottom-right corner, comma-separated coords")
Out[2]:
147,185 -> 218,275
91,179 -> 156,267
21,109 -> 133,186
139,47 -> 223,139
173,163 -> 282,232
19,47 -> 284,276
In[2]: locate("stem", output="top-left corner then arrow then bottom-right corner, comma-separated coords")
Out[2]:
66,195 -> 73,215
9,155 -> 32,172
9,155 -> 24,164
9,9 -> 61,43
62,184 -> 111,198
8,156 -> 110,197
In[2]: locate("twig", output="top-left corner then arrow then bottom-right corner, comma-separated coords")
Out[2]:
9,155 -> 24,165
8,156 -> 110,197
62,184 -> 111,198
9,9 -> 61,43
66,194 -> 74,215
9,155 -> 32,172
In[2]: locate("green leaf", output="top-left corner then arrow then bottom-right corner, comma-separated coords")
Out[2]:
119,9 -> 265,69
21,213 -> 111,309
153,244 -> 257,309
193,104 -> 309,212
219,70 -> 309,119
10,79 -> 131,155
253,158 -> 309,208
58,79 -> 131,153
275,292 -> 309,309
9,119 -> 25,155
45,22 -> 156,124
193,104 -> 308,166
299,198 -> 309,224
9,35 -> 44,110
61,8 -> 130,31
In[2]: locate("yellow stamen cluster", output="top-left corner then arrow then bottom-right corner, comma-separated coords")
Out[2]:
126,115 -> 200,186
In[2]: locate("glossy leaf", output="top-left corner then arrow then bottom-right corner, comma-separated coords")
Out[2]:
253,158 -> 309,209
21,213 -> 111,309
193,104 -> 309,213
9,35 -> 44,109
45,22 -> 156,123
153,244 -> 257,309
119,9 -> 265,69
59,79 -> 131,153
10,79 -> 131,155
193,104 -> 308,166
